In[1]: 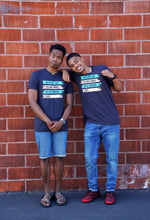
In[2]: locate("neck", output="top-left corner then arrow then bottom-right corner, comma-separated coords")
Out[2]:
47,66 -> 58,74
82,66 -> 92,74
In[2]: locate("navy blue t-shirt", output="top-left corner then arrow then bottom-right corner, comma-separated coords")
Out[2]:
28,68 -> 74,132
69,65 -> 120,125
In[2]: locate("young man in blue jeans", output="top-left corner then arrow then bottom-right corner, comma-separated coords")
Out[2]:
28,44 -> 73,207
65,53 -> 121,205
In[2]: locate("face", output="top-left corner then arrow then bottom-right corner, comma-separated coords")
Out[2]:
68,56 -> 85,73
48,49 -> 63,69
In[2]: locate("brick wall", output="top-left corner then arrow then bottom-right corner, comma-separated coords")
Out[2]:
0,0 -> 150,192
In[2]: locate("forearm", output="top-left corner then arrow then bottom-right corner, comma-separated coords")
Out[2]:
29,100 -> 51,124
112,78 -> 122,92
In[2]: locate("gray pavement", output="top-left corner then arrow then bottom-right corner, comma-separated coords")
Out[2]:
0,189 -> 149,220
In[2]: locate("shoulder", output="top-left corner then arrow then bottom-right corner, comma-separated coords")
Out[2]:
93,65 -> 110,72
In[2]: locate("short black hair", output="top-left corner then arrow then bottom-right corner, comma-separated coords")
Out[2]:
49,44 -> 66,57
66,53 -> 81,66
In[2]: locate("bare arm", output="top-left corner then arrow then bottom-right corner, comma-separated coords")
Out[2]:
62,69 -> 70,83
50,93 -> 74,132
28,89 -> 54,129
101,69 -> 121,92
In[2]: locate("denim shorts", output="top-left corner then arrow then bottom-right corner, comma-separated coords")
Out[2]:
35,131 -> 68,159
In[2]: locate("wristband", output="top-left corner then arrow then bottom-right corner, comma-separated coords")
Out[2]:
60,118 -> 66,124
111,74 -> 117,80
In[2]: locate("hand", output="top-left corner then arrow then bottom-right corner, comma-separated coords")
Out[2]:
49,120 -> 64,132
62,70 -> 70,82
46,120 -> 55,130
101,69 -> 115,79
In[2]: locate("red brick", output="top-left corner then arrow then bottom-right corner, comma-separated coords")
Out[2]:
113,93 -> 140,104
76,142 -> 84,153
57,30 -> 89,41
142,141 -> 150,152
8,167 -> 40,180
112,68 -> 141,79
0,69 -> 6,80
0,107 -> 23,118
75,42 -> 107,54
74,93 -> 81,105
26,155 -> 40,167
125,28 -> 150,40
127,153 -> 150,164
120,117 -> 140,128
0,144 -> 6,155
91,2 -> 123,14
125,1 -> 150,13
142,41 -> 150,53
63,166 -> 75,178
142,117 -> 150,127
92,55 -> 124,67
0,42 -> 4,54
8,69 -> 34,81
109,42 -> 140,54
56,2 -> 89,14
76,166 -> 86,177
0,82 -> 24,93
26,131 -> 36,142
4,15 -> 37,28
8,143 -> 38,155
75,118 -> 84,129
119,141 -> 141,152
0,181 -> 25,192
21,2 -> 55,15
143,92 -> 150,103
25,106 -> 35,118
116,105 -> 123,116
71,106 -> 83,117
0,29 -> 21,41
0,95 -> 6,106
62,179 -> 91,191
66,142 -> 75,154
143,68 -> 150,78
143,15 -> 150,26
24,56 -> 47,68
0,56 -> 22,68
0,16 -> 2,26
0,120 -> 6,130
109,15 -> 141,27
0,156 -> 25,167
126,55 -> 150,67
8,94 -> 28,105
91,29 -> 122,41
64,154 -> 84,166
126,80 -> 150,91
126,129 -> 150,140
0,131 -> 24,142
127,177 -> 150,189
40,16 -> 72,28
41,43 -> 73,55
23,29 -> 55,41
6,43 -> 39,54
125,105 -> 150,116
8,119 -> 34,130
75,16 -> 107,28
0,169 -> 7,180
68,130 -> 84,142
0,1 -> 20,14
26,180 -> 48,192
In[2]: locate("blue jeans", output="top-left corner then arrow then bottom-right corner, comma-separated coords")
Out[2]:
84,123 -> 120,192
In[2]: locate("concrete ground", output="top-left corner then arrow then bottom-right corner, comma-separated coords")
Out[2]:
0,189 -> 149,220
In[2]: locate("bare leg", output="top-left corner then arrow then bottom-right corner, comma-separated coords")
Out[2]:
40,158 -> 50,194
53,157 -> 64,194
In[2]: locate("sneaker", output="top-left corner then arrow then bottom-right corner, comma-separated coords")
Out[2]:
105,192 -> 115,205
82,190 -> 100,203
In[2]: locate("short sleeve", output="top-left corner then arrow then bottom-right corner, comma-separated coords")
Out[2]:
28,71 -> 39,90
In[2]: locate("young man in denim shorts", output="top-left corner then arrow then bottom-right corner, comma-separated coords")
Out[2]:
64,53 -> 121,205
28,44 -> 73,207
